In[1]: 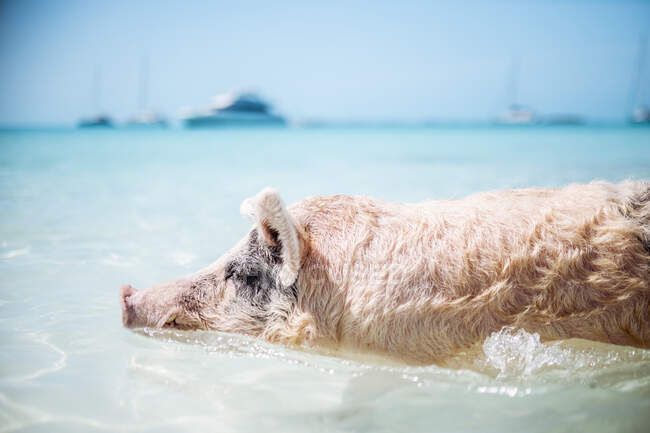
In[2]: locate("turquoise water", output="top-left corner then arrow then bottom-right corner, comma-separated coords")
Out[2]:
1,126 -> 649,432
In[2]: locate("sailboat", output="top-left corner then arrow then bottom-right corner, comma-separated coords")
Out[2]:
497,56 -> 536,125
126,56 -> 167,127
629,35 -> 650,125
182,91 -> 286,128
78,67 -> 114,128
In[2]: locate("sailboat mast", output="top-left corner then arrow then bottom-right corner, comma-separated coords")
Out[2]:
93,65 -> 102,114
138,55 -> 149,111
507,55 -> 520,108
627,35 -> 648,116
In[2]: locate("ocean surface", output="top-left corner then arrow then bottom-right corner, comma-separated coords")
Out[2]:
1,126 -> 649,432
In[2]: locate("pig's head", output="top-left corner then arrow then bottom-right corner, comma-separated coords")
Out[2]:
120,188 -> 307,338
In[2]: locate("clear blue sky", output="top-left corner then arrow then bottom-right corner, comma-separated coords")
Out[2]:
1,0 -> 649,125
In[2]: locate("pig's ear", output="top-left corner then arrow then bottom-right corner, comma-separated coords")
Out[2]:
240,188 -> 301,287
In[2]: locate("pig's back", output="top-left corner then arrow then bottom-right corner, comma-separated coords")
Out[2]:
290,181 -> 650,362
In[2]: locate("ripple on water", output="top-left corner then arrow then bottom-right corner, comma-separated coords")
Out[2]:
0,332 -> 67,383
134,326 -> 650,397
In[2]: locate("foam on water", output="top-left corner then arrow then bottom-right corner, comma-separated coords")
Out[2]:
478,328 -> 650,389
136,325 -> 650,392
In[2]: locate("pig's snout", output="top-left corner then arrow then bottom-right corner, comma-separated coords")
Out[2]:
121,284 -> 137,300
120,284 -> 141,328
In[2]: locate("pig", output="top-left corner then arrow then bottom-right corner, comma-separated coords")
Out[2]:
120,181 -> 650,364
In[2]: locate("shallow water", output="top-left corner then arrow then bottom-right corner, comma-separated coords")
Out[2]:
1,126 -> 650,432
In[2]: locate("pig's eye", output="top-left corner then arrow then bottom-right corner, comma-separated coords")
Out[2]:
245,274 -> 258,286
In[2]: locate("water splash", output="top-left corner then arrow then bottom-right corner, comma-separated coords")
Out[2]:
479,327 -> 650,383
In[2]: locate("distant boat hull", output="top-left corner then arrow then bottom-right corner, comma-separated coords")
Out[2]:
126,110 -> 168,128
184,112 -> 286,128
631,107 -> 650,125
78,116 -> 113,128
496,105 -> 536,125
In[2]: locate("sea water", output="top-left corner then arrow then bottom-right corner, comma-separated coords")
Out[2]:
1,126 -> 649,432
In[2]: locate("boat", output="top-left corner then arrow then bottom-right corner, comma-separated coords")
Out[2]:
496,56 -> 536,125
126,109 -> 167,127
183,92 -> 286,128
78,67 -> 114,128
632,106 -> 650,124
125,56 -> 167,128
498,104 -> 536,125
78,115 -> 113,128
629,36 -> 650,125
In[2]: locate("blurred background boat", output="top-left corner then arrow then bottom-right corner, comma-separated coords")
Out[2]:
496,56 -> 537,125
126,109 -> 167,127
78,67 -> 114,128
182,92 -> 286,128
495,55 -> 584,126
629,35 -> 650,125
632,106 -> 650,124
126,56 -> 167,128
497,104 -> 536,125
77,114 -> 113,128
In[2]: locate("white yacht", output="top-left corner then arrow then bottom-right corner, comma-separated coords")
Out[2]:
183,92 -> 286,128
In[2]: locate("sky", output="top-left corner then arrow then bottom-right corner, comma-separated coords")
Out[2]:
1,0 -> 649,125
